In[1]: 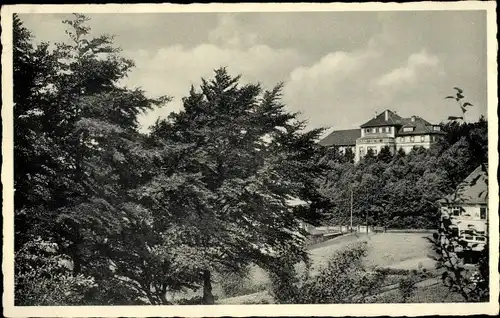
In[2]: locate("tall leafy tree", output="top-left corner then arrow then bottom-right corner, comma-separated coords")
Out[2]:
142,68 -> 327,303
14,14 -> 170,305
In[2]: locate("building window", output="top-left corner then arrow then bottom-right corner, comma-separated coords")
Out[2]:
366,128 -> 371,133
389,127 -> 392,133
405,136 -> 410,142
375,128 -> 379,133
433,126 -> 441,131
475,236 -> 486,242
450,207 -> 461,216
421,136 -> 425,142
480,207 -> 487,220
399,137 -> 403,142
403,127 -> 414,132
410,136 -> 415,142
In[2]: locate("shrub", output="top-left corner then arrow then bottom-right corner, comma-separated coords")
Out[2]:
268,257 -> 302,304
15,239 -> 97,305
215,266 -> 265,298
398,275 -> 418,303
375,267 -> 410,276
268,242 -> 387,304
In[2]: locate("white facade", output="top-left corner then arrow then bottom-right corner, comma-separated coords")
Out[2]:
440,204 -> 488,249
354,111 -> 442,162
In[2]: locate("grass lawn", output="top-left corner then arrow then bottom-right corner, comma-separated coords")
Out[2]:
371,282 -> 466,303
216,232 -> 442,304
309,232 -> 437,273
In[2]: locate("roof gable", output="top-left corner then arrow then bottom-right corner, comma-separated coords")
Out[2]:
360,110 -> 403,128
319,129 -> 360,146
397,116 -> 442,135
441,164 -> 489,205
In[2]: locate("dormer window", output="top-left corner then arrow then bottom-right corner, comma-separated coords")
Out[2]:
403,127 -> 414,132
433,126 -> 441,131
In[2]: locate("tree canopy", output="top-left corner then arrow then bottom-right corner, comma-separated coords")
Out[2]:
13,14 -> 329,305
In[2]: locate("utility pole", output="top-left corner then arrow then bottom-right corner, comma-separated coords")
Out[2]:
350,189 -> 353,233
366,210 -> 369,234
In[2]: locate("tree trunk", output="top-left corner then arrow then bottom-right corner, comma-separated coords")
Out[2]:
202,269 -> 215,305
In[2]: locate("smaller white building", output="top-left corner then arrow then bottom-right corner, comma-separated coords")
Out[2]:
439,164 -> 489,251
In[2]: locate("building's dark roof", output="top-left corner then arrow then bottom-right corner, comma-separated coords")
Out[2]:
360,110 -> 403,128
360,109 -> 443,135
440,164 -> 489,205
397,116 -> 445,136
319,129 -> 360,146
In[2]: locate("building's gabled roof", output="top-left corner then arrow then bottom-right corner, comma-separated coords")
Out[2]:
319,129 -> 360,147
397,116 -> 445,136
440,164 -> 489,205
360,110 -> 403,128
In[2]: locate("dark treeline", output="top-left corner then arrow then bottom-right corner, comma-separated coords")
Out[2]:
319,117 -> 488,229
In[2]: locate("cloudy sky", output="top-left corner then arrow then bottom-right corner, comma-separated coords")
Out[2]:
19,10 -> 488,134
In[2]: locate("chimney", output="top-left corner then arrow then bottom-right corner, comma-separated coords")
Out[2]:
374,110 -> 378,118
385,110 -> 389,121
411,115 -> 416,122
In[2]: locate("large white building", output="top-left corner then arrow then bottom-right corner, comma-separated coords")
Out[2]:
319,109 -> 445,162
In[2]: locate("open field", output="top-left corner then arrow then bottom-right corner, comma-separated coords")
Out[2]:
216,232 -> 443,304
246,232 -> 437,287
309,232 -> 437,271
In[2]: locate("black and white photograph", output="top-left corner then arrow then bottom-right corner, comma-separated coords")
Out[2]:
2,2 -> 498,317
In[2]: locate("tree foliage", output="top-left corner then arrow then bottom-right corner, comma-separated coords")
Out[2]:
13,14 -> 329,305
142,68 -> 328,303
14,13 -> 171,305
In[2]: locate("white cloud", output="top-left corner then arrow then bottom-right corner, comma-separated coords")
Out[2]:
18,12 -> 487,133
208,14 -> 258,49
282,48 -> 382,130
375,49 -> 440,87
122,43 -> 304,132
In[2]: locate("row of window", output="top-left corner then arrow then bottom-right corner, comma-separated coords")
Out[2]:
397,135 -> 438,143
362,139 -> 391,143
449,207 -> 488,220
365,127 -> 392,134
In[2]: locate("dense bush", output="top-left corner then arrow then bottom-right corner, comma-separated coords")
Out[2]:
269,242 -> 387,304
15,239 -> 97,305
398,274 -> 418,303
215,266 -> 266,298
